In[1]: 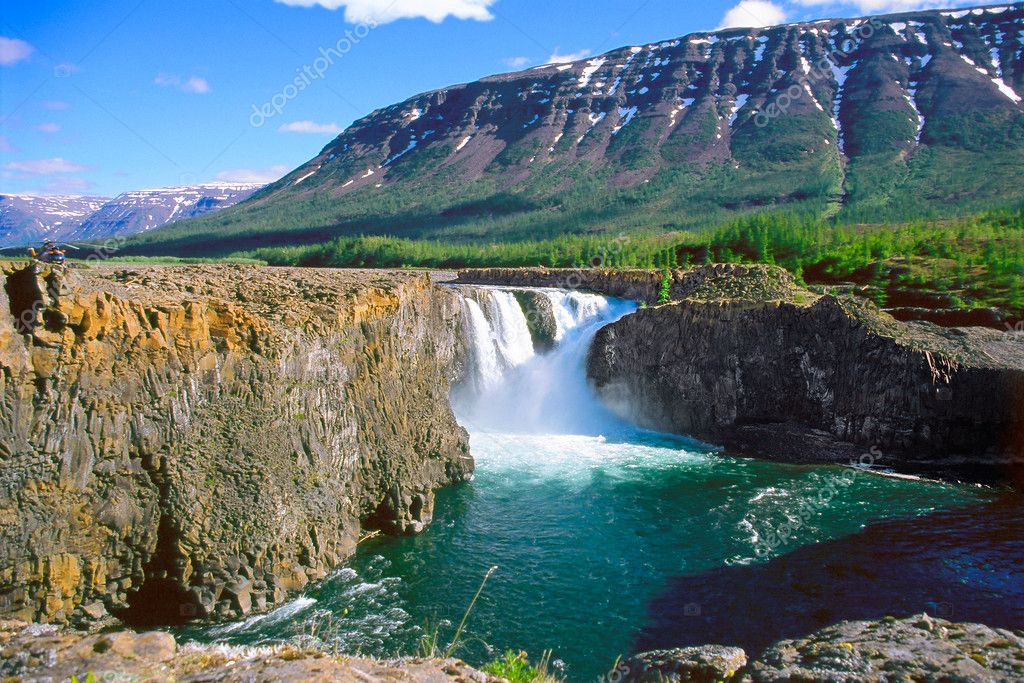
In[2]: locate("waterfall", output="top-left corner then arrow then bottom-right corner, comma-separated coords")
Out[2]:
453,286 -> 636,436
460,297 -> 504,392
485,291 -> 536,369
542,291 -> 612,341
459,290 -> 536,394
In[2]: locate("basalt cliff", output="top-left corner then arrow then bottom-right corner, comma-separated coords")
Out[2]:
0,263 -> 472,627
586,265 -> 1024,483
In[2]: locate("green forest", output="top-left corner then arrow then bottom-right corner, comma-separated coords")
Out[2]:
233,208 -> 1024,315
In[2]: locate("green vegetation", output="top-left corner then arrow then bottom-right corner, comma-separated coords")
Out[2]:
117,112 -> 1024,258
658,268 -> 672,305
80,256 -> 268,266
696,209 -> 1024,313
235,208 -> 1024,316
483,650 -> 561,683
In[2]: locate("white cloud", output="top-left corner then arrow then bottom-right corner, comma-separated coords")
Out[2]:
0,136 -> 15,153
28,176 -> 94,194
0,37 -> 33,66
278,120 -> 343,134
42,100 -> 69,110
274,0 -> 498,24
503,56 -> 530,69
181,76 -> 211,94
547,49 -> 592,64
719,1 -> 788,28
33,123 -> 61,134
4,157 -> 88,174
154,73 -> 211,94
215,165 -> 290,184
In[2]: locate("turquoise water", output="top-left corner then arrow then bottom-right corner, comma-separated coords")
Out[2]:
190,288 -> 1020,681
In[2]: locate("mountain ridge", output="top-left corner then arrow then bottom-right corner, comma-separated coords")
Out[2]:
0,183 -> 263,248
125,2 -> 1024,256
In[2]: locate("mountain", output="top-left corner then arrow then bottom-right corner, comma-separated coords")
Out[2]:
65,183 -> 263,241
127,4 -> 1024,256
0,184 -> 263,248
0,195 -> 110,247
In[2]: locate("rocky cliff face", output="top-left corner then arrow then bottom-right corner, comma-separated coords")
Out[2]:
457,264 -> 800,304
585,264 -> 1024,484
0,264 -> 472,627
132,4 -> 1024,255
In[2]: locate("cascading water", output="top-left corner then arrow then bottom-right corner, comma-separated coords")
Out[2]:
189,285 -> 1016,682
453,286 -> 637,435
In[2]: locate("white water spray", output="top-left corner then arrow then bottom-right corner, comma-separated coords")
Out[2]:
453,286 -> 636,436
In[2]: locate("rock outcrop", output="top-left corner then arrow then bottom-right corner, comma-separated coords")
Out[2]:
619,615 -> 1024,682
584,264 -> 1024,484
457,265 -> 802,306
0,619 -> 498,682
621,645 -> 748,682
747,614 -> 1024,682
512,290 -> 558,352
0,263 -> 473,627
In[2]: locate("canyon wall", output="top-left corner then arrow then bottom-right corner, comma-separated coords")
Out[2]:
0,264 -> 473,626
582,265 -> 1024,483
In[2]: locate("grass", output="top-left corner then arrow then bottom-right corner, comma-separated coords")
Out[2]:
419,565 -> 498,659
413,566 -> 563,681
483,650 -> 562,683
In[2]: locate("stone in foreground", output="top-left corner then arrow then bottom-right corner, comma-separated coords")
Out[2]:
749,614 -> 1024,682
622,645 -> 747,682
0,620 -> 497,682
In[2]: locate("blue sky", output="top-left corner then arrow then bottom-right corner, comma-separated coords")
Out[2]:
0,0 -> 979,197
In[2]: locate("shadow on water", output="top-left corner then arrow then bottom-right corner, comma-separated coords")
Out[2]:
634,494 -> 1024,659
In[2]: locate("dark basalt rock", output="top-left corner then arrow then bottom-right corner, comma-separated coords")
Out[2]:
585,265 -> 1024,484
513,290 -> 559,352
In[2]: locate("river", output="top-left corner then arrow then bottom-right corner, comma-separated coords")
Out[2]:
189,286 -> 1022,681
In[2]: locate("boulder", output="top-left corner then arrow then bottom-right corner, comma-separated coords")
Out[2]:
749,614 -> 1024,682
622,645 -> 748,682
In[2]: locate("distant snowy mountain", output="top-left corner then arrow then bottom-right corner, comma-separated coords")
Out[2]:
66,183 -> 263,241
0,183 -> 264,248
0,195 -> 110,247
